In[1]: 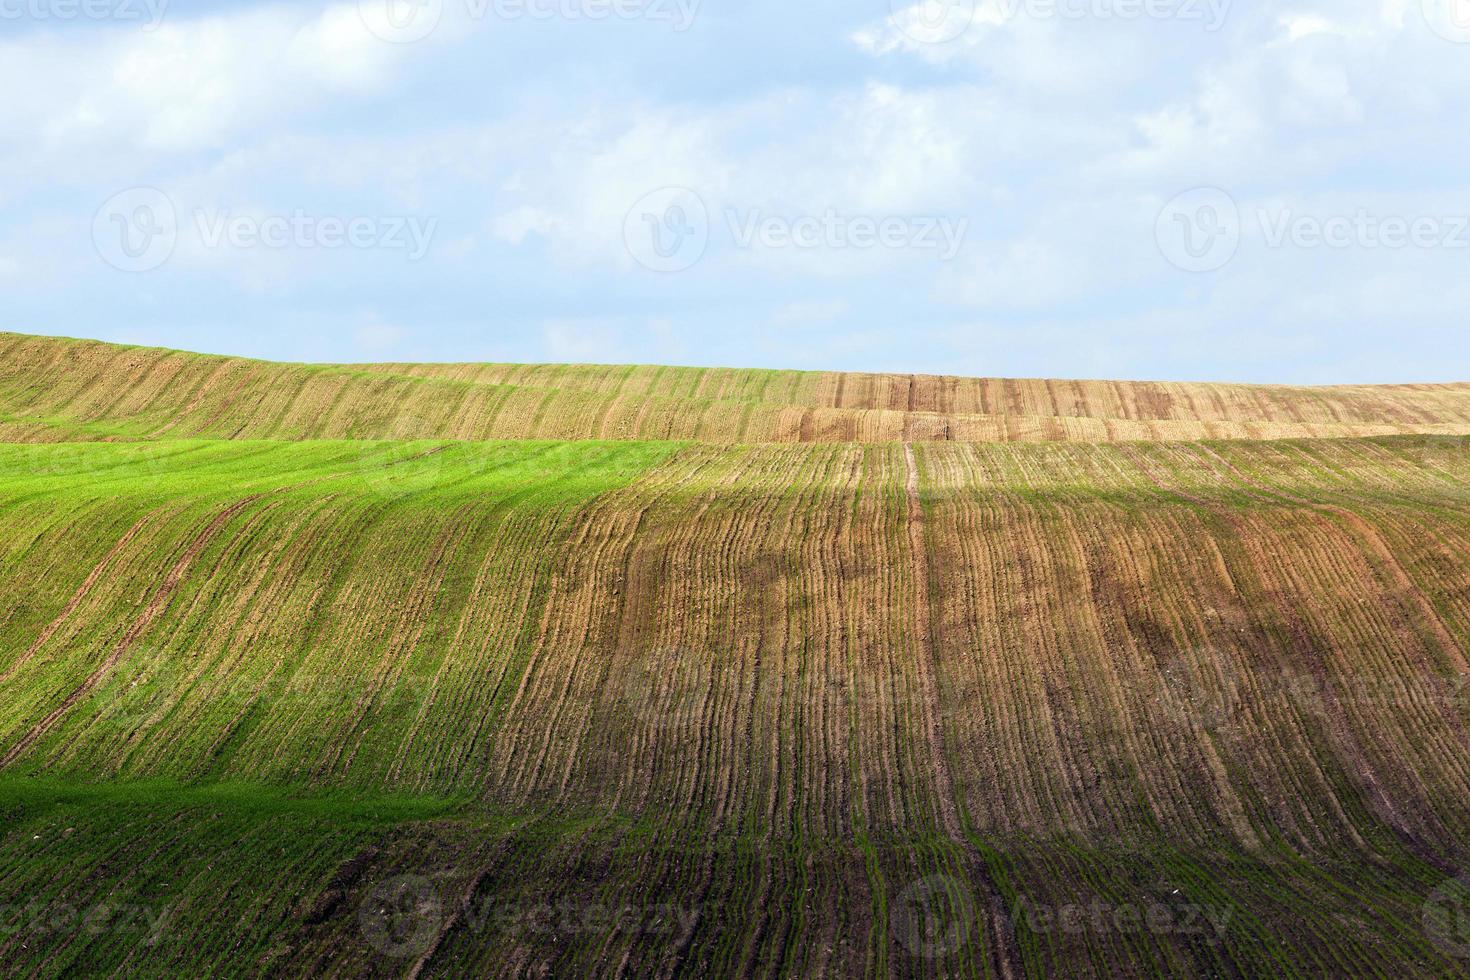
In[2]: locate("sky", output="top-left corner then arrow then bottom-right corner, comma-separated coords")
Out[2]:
2,0 -> 1469,382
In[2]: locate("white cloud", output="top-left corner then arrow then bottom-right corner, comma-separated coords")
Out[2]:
855,0 -> 1162,96
0,1 -> 430,183
1099,4 -> 1470,181
485,82 -> 1003,278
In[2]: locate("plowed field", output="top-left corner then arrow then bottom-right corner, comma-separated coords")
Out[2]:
2,334 -> 1469,976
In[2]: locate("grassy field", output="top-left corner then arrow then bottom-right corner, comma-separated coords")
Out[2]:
2,334 -> 1470,976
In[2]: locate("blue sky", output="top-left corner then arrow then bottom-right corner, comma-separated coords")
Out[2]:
3,0 -> 1469,381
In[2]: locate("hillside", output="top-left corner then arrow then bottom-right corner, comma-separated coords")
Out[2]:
1,334 -> 1469,976
5,332 -> 1470,444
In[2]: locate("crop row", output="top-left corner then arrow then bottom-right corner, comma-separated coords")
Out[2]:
3,435 -> 1470,974
5,333 -> 1470,445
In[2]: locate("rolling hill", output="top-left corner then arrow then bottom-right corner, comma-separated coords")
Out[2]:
2,332 -> 1469,977
6,331 -> 1470,444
